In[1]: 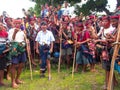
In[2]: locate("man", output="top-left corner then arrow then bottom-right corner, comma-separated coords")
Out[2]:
62,1 -> 70,16
57,4 -> 63,20
4,17 -> 13,80
109,15 -> 120,86
59,21 -> 73,69
36,21 -> 55,80
97,16 -> 115,89
26,18 -> 37,66
0,23 -> 8,86
74,22 -> 90,73
9,19 -> 27,88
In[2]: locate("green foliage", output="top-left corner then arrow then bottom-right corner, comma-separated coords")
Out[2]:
75,0 -> 109,16
32,0 -> 82,17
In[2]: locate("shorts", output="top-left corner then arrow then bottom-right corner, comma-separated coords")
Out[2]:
61,48 -> 72,56
0,55 -> 7,70
102,60 -> 111,71
11,52 -> 26,64
76,51 -> 89,65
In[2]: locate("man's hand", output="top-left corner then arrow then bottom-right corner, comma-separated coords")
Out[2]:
49,48 -> 53,53
14,29 -> 19,34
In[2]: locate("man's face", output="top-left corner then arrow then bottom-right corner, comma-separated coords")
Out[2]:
75,26 -> 83,32
111,19 -> 118,28
41,24 -> 47,31
6,19 -> 13,26
102,19 -> 110,28
14,22 -> 21,29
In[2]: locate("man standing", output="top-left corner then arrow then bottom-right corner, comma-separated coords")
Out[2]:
9,19 -> 27,88
36,21 -> 55,80
97,16 -> 115,89
0,23 -> 8,86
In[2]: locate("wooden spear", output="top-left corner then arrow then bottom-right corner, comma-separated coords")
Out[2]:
58,24 -> 62,73
72,33 -> 77,79
26,39 -> 33,80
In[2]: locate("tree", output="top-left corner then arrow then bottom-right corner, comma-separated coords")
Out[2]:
74,0 -> 112,16
116,0 -> 120,8
33,0 -> 82,16
31,0 -> 119,17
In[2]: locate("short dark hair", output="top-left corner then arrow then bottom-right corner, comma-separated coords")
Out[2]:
41,21 -> 47,26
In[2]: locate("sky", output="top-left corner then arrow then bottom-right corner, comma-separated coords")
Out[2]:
0,0 -> 117,18
0,0 -> 35,18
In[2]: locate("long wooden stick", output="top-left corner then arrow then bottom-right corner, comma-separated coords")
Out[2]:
58,24 -> 62,73
72,35 -> 77,79
107,17 -> 120,90
26,39 -> 33,80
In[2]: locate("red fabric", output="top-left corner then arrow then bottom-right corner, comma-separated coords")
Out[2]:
111,15 -> 119,20
0,30 -> 8,38
78,31 -> 90,42
72,30 -> 90,42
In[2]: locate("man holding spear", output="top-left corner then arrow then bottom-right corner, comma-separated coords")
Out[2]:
9,19 -> 27,88
107,15 -> 120,90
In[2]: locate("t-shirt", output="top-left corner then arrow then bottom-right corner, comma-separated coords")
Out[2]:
98,25 -> 115,40
8,28 -> 25,42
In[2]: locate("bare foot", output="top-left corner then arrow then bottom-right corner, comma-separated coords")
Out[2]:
12,83 -> 19,88
16,79 -> 24,84
48,75 -> 52,80
91,69 -> 96,72
31,61 -> 37,66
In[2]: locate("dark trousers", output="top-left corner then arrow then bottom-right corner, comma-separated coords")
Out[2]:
39,45 -> 50,72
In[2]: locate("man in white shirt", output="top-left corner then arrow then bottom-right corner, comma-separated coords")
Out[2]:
62,1 -> 70,16
36,21 -> 55,80
97,16 -> 115,89
9,19 -> 27,88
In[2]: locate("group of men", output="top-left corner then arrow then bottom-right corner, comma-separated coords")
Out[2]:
0,2 -> 120,90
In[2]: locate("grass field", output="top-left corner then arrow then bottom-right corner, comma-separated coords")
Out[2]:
0,64 -> 120,90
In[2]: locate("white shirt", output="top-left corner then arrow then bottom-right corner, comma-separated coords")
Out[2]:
62,7 -> 69,16
98,25 -> 115,40
15,30 -> 25,42
8,28 -> 25,42
8,28 -> 15,42
35,30 -> 55,45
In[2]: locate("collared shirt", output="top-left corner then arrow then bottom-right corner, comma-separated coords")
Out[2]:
35,30 -> 55,45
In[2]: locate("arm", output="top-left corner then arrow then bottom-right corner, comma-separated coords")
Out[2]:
36,41 -> 39,54
62,31 -> 68,40
50,41 -> 54,53
12,29 -> 19,40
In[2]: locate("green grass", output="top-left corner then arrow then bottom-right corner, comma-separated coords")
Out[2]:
1,64 -> 120,90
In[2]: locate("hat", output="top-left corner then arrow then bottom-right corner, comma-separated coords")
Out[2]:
5,18 -> 11,22
110,15 -> 119,20
41,21 -> 47,26
89,15 -> 95,19
13,19 -> 22,24
85,20 -> 94,26
102,15 -> 110,21
75,22 -> 83,27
